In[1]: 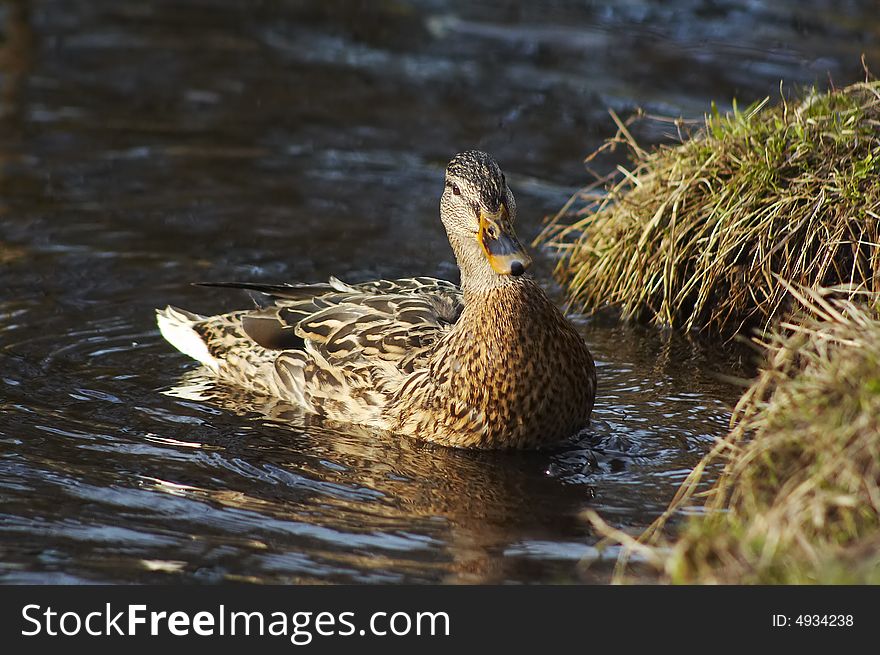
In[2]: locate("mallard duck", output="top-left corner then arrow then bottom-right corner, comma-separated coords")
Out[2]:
157,150 -> 596,449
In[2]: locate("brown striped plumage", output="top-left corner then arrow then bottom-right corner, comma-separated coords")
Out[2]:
156,151 -> 596,449
389,278 -> 595,448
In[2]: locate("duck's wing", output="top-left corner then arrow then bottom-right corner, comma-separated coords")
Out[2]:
200,277 -> 462,374
198,276 -> 462,321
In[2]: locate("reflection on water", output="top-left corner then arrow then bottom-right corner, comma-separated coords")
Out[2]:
0,0 -> 875,583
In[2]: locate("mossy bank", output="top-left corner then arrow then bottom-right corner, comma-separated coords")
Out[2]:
548,80 -> 880,583
544,81 -> 880,337
604,291 -> 880,584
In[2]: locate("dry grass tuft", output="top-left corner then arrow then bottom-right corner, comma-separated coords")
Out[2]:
588,288 -> 880,583
543,81 -> 880,337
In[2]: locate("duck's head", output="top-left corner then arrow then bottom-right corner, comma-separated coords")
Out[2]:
440,150 -> 532,280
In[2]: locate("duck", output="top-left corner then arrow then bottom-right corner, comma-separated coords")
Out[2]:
156,150 -> 596,449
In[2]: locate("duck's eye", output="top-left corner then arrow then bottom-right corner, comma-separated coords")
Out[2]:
450,182 -> 461,196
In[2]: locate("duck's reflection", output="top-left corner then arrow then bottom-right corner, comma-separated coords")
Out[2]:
164,370 -> 596,583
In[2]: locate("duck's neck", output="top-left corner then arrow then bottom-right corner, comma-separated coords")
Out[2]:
448,233 -> 522,304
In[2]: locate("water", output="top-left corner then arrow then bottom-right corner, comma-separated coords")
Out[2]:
0,0 -> 875,583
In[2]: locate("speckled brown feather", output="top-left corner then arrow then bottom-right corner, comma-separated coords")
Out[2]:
388,278 -> 595,448
161,278 -> 463,424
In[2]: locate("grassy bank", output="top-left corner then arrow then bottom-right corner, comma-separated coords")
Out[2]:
550,79 -> 880,583
589,289 -> 880,583
543,80 -> 880,337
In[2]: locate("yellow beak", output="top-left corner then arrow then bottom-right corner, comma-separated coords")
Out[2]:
478,204 -> 532,276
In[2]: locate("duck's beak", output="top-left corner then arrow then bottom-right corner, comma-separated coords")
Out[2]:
478,204 -> 532,276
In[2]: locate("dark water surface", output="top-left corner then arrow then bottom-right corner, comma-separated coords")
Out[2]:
0,0 -> 876,583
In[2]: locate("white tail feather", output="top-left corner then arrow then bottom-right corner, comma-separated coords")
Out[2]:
156,306 -> 220,373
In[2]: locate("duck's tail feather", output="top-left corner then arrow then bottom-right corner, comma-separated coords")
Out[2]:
157,305 -> 296,402
156,306 -> 221,373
